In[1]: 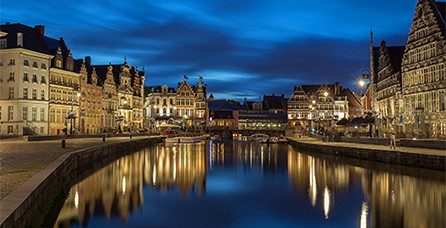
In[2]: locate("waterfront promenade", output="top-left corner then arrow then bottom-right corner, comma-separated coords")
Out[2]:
0,136 -> 153,201
288,136 -> 446,156
288,136 -> 446,170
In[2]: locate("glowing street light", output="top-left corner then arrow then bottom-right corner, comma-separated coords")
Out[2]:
359,80 -> 365,87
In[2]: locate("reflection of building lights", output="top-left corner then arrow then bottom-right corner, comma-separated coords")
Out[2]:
309,158 -> 317,206
74,191 -> 79,209
324,186 -> 330,219
173,154 -> 177,181
122,176 -> 126,194
152,167 -> 157,185
391,190 -> 395,204
360,202 -> 368,228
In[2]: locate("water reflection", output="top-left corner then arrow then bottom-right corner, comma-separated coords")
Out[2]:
54,141 -> 445,228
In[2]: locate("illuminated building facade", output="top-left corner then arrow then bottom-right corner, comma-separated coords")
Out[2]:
0,23 -> 52,135
400,0 -> 446,138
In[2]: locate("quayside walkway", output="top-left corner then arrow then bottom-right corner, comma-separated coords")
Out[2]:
0,136 -> 156,201
287,136 -> 445,170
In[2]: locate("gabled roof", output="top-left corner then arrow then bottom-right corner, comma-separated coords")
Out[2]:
0,23 -> 51,55
387,46 -> 405,72
340,88 -> 361,108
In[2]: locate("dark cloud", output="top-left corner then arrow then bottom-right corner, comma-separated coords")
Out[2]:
1,0 -> 421,100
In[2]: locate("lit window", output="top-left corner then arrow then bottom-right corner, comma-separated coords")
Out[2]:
8,106 -> 13,120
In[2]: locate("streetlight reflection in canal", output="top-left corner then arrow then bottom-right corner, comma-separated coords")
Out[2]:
53,141 -> 445,228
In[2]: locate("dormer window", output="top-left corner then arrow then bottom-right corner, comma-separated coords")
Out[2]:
56,60 -> 62,68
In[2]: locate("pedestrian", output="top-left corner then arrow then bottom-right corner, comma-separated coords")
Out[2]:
389,127 -> 396,149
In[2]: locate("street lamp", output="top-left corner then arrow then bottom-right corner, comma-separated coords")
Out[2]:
68,91 -> 80,135
77,92 -> 81,134
183,114 -> 188,132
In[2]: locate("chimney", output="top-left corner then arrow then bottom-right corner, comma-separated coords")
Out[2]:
17,32 -> 23,47
34,25 -> 45,36
85,56 -> 91,66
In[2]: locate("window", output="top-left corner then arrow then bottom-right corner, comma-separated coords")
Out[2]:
23,72 -> 29,82
0,106 -> 2,120
41,63 -> 46,69
23,107 -> 28,121
40,108 -> 45,121
8,72 -> 14,82
8,126 -> 13,134
8,87 -> 14,99
41,90 -> 45,100
0,39 -> 6,49
23,88 -> 28,99
32,89 -> 37,100
32,107 -> 37,121
56,60 -> 62,68
9,59 -> 15,65
8,106 -> 13,121
32,61 -> 38,68
24,60 -> 29,66
41,76 -> 46,84
32,74 -> 38,83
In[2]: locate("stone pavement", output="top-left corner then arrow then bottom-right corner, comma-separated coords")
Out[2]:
0,136 -> 152,201
288,136 -> 446,157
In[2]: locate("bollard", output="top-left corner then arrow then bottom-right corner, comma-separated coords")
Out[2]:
61,139 -> 66,148
103,135 -> 106,142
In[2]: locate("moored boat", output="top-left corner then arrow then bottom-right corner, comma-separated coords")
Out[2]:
179,136 -> 202,143
165,137 -> 180,143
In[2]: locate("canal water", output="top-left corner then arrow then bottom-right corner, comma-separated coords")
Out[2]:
52,141 -> 445,228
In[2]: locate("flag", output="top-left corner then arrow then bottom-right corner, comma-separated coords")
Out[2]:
199,75 -> 204,81
184,75 -> 188,80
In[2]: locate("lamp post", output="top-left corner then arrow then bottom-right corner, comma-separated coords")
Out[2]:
183,114 -> 188,132
69,91 -> 81,135
77,92 -> 81,134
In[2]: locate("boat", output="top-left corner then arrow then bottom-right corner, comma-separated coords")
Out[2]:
210,135 -> 219,140
248,133 -> 269,143
165,137 -> 180,143
179,136 -> 202,143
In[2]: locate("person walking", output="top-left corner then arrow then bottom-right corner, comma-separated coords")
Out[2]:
389,127 -> 396,149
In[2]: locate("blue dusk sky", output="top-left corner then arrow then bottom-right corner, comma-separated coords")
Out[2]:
0,0 -> 431,100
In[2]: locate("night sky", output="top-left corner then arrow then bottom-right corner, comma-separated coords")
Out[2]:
0,0 -> 427,100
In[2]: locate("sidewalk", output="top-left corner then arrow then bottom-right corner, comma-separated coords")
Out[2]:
288,136 -> 446,157
0,136 -> 153,200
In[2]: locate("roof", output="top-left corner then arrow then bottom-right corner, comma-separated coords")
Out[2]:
208,100 -> 241,111
340,88 -> 361,108
211,110 -> 234,119
387,46 -> 405,72
263,94 -> 287,110
145,85 -> 176,94
0,23 -> 52,55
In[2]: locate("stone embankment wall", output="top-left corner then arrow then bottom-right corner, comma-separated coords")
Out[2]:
0,137 -> 162,228
288,139 -> 445,171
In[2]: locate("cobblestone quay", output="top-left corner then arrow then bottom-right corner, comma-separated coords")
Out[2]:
288,137 -> 445,171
